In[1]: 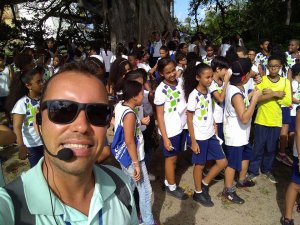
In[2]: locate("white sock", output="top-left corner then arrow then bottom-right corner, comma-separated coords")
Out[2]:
168,183 -> 177,191
202,180 -> 208,186
164,179 -> 169,187
195,190 -> 202,194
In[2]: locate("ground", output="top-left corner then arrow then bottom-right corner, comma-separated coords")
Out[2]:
1,128 -> 300,225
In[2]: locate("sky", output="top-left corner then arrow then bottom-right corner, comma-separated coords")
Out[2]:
174,0 -> 190,22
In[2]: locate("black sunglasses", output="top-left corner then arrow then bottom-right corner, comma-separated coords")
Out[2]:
41,100 -> 113,126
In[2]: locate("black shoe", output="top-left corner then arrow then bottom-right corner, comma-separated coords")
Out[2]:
223,189 -> 245,204
236,179 -> 255,188
193,192 -> 214,207
166,186 -> 188,200
280,217 -> 294,225
202,184 -> 211,200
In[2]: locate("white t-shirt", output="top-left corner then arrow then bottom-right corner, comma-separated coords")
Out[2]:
223,85 -> 251,146
114,102 -> 145,161
0,66 -> 10,97
220,44 -> 230,57
100,49 -> 113,72
142,90 -> 153,117
187,88 -> 214,140
152,40 -> 162,58
137,62 -> 151,73
208,80 -> 225,123
154,79 -> 187,137
188,43 -> 197,53
11,96 -> 42,147
291,80 -> 300,116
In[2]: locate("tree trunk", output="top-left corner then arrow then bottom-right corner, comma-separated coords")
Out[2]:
80,0 -> 174,50
285,0 -> 292,26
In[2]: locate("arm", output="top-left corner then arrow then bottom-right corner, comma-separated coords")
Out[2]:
12,114 -> 30,160
232,89 -> 262,124
211,74 -> 230,104
0,125 -> 16,146
123,112 -> 140,181
187,111 -> 200,154
149,63 -> 158,80
156,105 -> 172,151
277,79 -> 292,106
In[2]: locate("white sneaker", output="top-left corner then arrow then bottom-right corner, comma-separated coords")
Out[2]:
148,173 -> 156,181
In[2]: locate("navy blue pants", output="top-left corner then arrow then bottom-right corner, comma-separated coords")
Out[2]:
248,125 -> 281,176
27,145 -> 44,168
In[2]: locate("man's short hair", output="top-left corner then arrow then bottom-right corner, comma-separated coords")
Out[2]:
40,61 -> 104,103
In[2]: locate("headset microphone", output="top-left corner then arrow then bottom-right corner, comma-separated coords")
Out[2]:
44,147 -> 74,161
36,112 -> 74,161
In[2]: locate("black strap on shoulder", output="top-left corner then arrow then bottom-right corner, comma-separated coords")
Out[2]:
4,176 -> 35,225
97,165 -> 132,215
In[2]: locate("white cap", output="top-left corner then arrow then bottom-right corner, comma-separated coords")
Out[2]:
90,54 -> 104,63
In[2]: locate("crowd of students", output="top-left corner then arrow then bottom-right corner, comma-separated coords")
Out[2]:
0,33 -> 300,225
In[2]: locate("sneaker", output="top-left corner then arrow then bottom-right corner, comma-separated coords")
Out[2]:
280,217 -> 294,225
148,173 -> 156,181
202,184 -> 212,200
193,192 -> 214,207
276,154 -> 293,167
263,172 -> 278,184
247,173 -> 258,181
222,189 -> 245,204
165,186 -> 188,200
236,179 -> 256,188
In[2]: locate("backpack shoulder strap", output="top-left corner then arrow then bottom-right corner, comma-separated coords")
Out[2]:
97,165 -> 132,215
5,176 -> 35,225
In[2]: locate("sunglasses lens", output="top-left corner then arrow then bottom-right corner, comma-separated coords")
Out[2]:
48,101 -> 78,124
86,104 -> 111,126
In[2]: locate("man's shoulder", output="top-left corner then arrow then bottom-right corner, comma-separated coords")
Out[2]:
95,165 -> 128,182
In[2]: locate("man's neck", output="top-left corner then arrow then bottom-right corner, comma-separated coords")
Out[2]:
42,158 -> 95,215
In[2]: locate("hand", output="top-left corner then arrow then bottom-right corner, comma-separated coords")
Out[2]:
133,164 -> 141,182
274,91 -> 285,98
262,88 -> 273,95
163,138 -> 173,151
141,116 -> 150,126
191,141 -> 200,154
224,71 -> 231,83
19,145 -> 30,160
254,74 -> 262,84
252,89 -> 262,100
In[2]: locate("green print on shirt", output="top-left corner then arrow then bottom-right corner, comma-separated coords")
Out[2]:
196,94 -> 209,121
24,98 -> 39,127
162,84 -> 181,113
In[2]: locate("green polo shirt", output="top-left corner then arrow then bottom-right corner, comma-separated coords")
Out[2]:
0,158 -> 138,225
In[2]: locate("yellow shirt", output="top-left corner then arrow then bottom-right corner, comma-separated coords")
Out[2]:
255,75 -> 291,127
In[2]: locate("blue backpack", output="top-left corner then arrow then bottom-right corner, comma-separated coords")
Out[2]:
111,109 -> 138,168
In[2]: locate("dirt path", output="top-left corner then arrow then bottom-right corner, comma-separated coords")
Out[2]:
1,139 -> 300,225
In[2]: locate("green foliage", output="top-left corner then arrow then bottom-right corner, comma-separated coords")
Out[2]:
186,0 -> 300,47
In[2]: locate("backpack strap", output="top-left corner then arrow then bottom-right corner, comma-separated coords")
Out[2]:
97,165 -> 132,215
4,176 -> 35,225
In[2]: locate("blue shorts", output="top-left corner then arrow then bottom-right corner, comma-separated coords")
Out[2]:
289,116 -> 296,132
161,130 -> 188,157
282,107 -> 291,124
226,144 -> 252,172
291,157 -> 300,184
191,135 -> 225,165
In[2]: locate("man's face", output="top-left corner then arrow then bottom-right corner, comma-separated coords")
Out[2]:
41,72 -> 108,175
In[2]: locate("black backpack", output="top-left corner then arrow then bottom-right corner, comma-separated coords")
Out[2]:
4,165 -> 132,225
